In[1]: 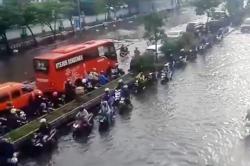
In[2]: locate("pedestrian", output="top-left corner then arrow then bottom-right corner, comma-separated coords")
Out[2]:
64,79 -> 76,102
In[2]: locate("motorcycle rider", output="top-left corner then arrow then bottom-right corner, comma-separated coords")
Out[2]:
84,77 -> 95,92
121,85 -> 131,105
120,44 -> 129,57
102,88 -> 115,107
99,71 -> 109,85
113,89 -> 121,107
163,63 -> 170,73
136,72 -> 146,83
100,101 -> 112,125
91,69 -> 99,86
51,91 -> 61,108
81,78 -> 89,92
116,79 -> 124,90
110,63 -> 119,79
39,97 -> 53,114
134,47 -> 141,58
102,88 -> 111,102
0,138 -> 17,166
162,63 -> 172,81
64,79 -> 76,102
76,107 -> 91,125
38,118 -> 51,136
7,108 -> 21,130
0,117 -> 8,135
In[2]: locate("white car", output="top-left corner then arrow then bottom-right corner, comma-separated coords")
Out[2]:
241,18 -> 250,33
146,44 -> 164,57
166,30 -> 184,39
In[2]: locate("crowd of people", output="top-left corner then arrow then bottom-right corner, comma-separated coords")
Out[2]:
0,63 -> 125,138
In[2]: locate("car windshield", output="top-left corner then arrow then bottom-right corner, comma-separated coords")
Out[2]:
167,31 -> 180,36
244,19 -> 250,24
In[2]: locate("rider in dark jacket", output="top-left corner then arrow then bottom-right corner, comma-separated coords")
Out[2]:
116,79 -> 124,90
64,80 -> 76,102
99,71 -> 109,85
121,85 -> 131,104
0,138 -> 15,166
38,119 -> 51,136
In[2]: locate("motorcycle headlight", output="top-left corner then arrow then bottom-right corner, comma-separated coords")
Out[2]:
73,123 -> 79,128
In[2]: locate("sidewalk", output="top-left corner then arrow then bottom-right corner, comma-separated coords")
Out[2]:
6,9 -> 129,40
6,0 -> 179,40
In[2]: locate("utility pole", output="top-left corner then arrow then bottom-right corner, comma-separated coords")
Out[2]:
77,0 -> 81,30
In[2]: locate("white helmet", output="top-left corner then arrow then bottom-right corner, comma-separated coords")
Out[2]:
105,88 -> 110,92
82,78 -> 87,84
123,85 -> 128,88
10,108 -> 17,114
164,63 -> 169,67
20,111 -> 25,116
40,118 -> 47,123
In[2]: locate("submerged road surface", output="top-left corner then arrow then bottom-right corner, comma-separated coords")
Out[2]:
20,31 -> 250,165
0,7 -> 198,82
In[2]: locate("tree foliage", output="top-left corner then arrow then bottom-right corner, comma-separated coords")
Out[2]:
143,13 -> 166,61
58,0 -> 77,31
226,0 -> 243,16
143,13 -> 165,44
161,32 -> 198,59
0,5 -> 20,52
193,0 -> 221,16
130,53 -> 155,73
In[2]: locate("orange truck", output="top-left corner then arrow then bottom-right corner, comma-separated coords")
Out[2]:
0,82 -> 42,113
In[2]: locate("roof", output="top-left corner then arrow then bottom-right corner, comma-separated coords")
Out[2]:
34,39 -> 113,61
167,30 -> 184,38
146,44 -> 163,51
0,82 -> 23,95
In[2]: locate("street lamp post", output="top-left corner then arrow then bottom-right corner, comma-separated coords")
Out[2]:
77,0 -> 81,30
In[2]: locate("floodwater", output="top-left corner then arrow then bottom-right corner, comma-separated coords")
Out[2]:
4,3 -> 250,166
0,6 -> 197,82
20,30 -> 250,166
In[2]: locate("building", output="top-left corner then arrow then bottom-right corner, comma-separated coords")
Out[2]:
138,0 -> 180,14
30,0 -> 47,3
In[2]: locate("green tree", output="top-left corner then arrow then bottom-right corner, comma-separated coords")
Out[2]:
59,0 -> 77,32
226,0 -> 243,16
105,0 -> 124,20
0,6 -> 19,53
18,4 -> 40,45
35,1 -> 62,39
124,0 -> 139,15
193,0 -> 221,22
143,13 -> 165,62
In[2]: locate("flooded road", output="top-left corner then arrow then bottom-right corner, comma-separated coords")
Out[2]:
0,7 -> 197,82
1,3 -> 249,166
20,30 -> 250,166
